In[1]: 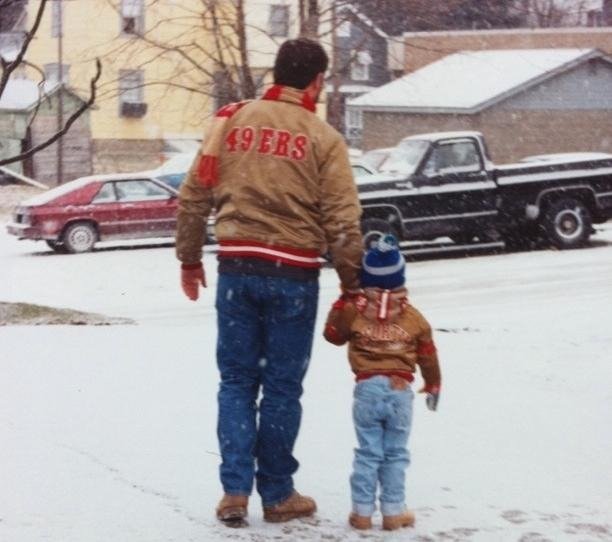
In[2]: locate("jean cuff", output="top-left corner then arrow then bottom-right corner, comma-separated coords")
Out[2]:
352,502 -> 376,516
380,501 -> 406,516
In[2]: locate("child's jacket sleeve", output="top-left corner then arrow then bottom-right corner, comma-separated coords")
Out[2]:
323,296 -> 358,346
416,319 -> 442,390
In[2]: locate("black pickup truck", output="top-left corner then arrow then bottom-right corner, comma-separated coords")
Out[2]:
357,131 -> 612,250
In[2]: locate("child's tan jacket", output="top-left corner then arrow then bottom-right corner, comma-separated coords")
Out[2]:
324,287 -> 441,387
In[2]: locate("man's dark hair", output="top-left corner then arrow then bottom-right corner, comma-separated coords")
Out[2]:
273,38 -> 329,90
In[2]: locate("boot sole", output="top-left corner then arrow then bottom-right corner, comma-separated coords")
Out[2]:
217,506 -> 248,528
220,517 -> 249,528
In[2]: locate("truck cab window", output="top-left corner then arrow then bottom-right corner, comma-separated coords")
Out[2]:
424,141 -> 481,178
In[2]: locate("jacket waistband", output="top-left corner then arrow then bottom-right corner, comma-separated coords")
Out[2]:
355,371 -> 414,384
218,239 -> 322,269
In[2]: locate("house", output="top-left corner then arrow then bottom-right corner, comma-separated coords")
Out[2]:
347,48 -> 612,163
0,78 -> 92,186
323,4 -> 394,144
22,0 -> 214,177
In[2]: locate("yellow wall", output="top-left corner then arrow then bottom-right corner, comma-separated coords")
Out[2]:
24,0 -> 217,141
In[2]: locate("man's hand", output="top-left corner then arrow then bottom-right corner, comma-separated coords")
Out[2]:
181,263 -> 206,301
419,384 -> 440,412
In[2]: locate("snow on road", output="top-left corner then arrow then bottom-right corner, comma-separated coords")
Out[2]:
1,228 -> 612,541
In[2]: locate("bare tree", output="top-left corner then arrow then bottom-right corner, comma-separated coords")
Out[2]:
512,0 -> 592,27
94,0 -> 263,111
0,0 -> 102,167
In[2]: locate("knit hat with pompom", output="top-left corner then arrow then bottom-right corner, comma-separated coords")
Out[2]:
360,234 -> 405,290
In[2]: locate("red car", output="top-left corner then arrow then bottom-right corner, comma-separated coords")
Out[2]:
7,172 -> 183,253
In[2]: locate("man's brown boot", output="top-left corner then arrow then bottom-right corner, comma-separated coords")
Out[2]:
382,509 -> 416,531
216,494 -> 249,527
348,513 -> 372,530
263,491 -> 317,523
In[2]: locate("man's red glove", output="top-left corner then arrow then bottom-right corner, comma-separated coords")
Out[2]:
419,384 -> 441,411
181,263 -> 206,301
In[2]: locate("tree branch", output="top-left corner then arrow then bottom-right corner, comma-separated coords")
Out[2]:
0,59 -> 102,167
0,0 -> 49,98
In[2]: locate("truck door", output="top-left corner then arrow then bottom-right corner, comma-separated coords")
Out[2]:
407,138 -> 498,240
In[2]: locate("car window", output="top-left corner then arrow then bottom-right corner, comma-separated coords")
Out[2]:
423,140 -> 481,177
92,182 -> 117,203
115,180 -> 173,202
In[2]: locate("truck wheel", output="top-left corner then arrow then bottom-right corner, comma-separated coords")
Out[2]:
542,198 -> 592,249
62,222 -> 97,253
361,218 -> 399,249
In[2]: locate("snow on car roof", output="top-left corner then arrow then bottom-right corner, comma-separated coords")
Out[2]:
347,48 -> 600,112
20,171 -> 158,206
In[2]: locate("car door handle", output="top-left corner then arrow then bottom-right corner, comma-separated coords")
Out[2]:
394,181 -> 413,189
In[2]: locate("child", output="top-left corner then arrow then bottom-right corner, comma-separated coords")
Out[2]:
323,234 -> 441,531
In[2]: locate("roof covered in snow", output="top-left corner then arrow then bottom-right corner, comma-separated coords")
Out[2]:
348,48 -> 611,113
0,78 -> 85,112
0,79 -> 59,111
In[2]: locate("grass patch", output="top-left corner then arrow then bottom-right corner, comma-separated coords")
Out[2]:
0,302 -> 134,326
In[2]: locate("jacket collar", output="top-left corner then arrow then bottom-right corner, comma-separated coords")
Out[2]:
262,85 -> 317,113
359,287 -> 409,322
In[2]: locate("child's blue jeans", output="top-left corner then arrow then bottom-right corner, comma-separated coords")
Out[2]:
350,375 -> 414,516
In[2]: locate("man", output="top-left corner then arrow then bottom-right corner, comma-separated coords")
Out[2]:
175,38 -> 363,526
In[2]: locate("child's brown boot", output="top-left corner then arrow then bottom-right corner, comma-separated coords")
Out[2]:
382,509 -> 415,530
348,512 -> 372,530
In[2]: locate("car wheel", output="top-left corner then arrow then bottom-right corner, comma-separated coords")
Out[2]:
361,218 -> 399,249
542,198 -> 592,249
45,240 -> 67,253
62,222 -> 97,253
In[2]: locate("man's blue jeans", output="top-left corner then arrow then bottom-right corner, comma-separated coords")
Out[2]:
215,272 -> 319,506
350,376 -> 414,516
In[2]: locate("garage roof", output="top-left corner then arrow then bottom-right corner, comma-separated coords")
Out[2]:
348,48 -> 610,113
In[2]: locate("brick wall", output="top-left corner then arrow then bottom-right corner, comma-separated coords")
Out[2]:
402,28 -> 612,73
362,109 -> 612,163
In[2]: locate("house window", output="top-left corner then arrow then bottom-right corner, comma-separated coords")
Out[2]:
336,18 -> 351,38
121,0 -> 144,35
351,50 -> 372,81
51,0 -> 62,38
345,108 -> 363,131
44,63 -> 70,84
119,69 -> 147,117
269,5 -> 290,37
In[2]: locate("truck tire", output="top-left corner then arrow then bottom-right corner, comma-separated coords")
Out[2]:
361,218 -> 399,249
62,222 -> 97,253
542,198 -> 592,249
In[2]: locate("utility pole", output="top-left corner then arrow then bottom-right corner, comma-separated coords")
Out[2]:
329,0 -> 342,133
56,0 -> 64,185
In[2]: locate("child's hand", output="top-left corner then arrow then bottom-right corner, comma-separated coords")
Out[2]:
419,384 -> 440,411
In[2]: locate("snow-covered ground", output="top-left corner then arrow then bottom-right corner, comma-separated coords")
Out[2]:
1,227 -> 612,542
